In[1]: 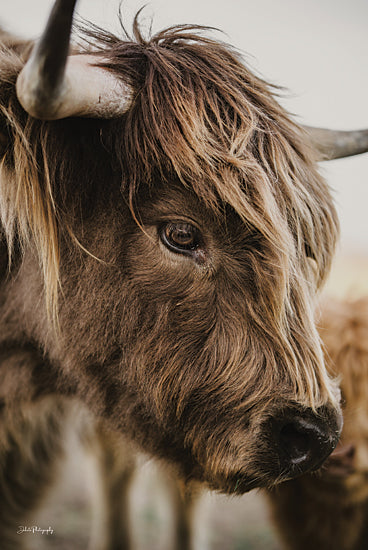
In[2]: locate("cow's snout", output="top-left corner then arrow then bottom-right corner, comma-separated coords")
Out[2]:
267,405 -> 342,479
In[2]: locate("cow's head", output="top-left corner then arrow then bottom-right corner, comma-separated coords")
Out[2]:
3,0 -> 368,494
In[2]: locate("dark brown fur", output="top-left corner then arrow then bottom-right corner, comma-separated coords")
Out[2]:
0,13 -> 343,546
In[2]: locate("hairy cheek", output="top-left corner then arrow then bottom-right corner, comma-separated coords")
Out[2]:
126,231 -> 212,302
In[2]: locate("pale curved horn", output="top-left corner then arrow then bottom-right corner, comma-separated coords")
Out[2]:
303,126 -> 368,160
16,0 -> 132,120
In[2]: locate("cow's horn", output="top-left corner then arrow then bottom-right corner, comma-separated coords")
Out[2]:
16,0 -> 132,120
303,126 -> 368,160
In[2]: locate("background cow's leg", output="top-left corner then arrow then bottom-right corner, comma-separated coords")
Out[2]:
87,424 -> 136,550
88,424 -> 200,550
166,478 -> 199,550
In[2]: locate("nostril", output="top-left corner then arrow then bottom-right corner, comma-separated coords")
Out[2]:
275,413 -> 339,476
279,422 -> 312,465
265,405 -> 342,481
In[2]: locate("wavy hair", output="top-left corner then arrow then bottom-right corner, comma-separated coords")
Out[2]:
0,17 -> 338,354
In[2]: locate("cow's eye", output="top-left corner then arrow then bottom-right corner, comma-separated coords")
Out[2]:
159,222 -> 203,255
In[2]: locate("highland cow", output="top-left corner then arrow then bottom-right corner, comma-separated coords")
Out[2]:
268,296 -> 368,550
0,0 -> 368,547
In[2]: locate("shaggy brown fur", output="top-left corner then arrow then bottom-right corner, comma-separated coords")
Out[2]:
268,296 -> 368,550
95,297 -> 368,550
0,10 -> 343,547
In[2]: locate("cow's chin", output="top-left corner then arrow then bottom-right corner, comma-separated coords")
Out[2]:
180,453 -> 320,496
177,462 -> 268,496
205,473 -> 266,495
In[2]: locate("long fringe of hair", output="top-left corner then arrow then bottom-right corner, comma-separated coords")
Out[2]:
0,15 -> 339,347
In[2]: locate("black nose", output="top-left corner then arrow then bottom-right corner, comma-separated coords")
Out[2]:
268,405 -> 342,479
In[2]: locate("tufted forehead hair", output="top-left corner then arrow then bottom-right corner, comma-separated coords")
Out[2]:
0,16 -> 339,326
94,18 -> 339,281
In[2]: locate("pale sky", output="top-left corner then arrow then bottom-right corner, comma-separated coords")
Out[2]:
2,0 -> 368,254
